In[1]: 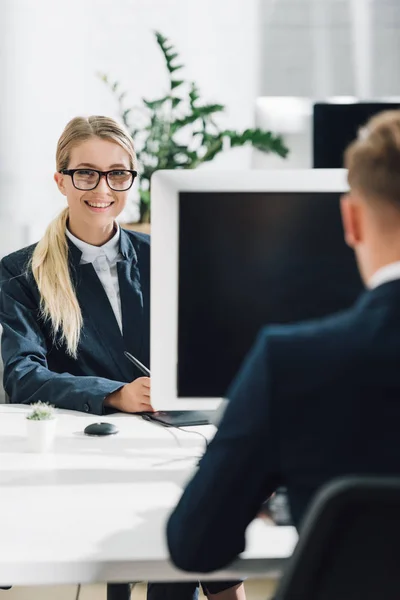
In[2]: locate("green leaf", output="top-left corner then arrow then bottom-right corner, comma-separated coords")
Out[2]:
189,83 -> 200,105
203,137 -> 224,162
155,32 -> 177,63
186,150 -> 200,163
121,108 -> 132,128
169,64 -> 184,73
171,80 -> 184,89
112,81 -> 119,92
139,189 -> 151,205
221,128 -> 289,157
172,97 -> 183,108
188,136 -> 224,168
155,31 -> 167,45
167,52 -> 178,63
170,142 -> 192,154
143,95 -> 170,109
193,103 -> 225,117
170,114 -> 201,133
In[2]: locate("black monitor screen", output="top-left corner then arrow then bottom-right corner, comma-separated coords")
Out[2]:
313,102 -> 400,168
178,192 -> 363,397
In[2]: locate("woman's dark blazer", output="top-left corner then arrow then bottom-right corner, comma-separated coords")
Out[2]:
0,229 -> 150,415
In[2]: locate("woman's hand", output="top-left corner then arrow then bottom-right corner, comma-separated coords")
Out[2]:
104,377 -> 154,413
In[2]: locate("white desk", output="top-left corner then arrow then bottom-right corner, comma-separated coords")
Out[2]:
0,405 -> 297,587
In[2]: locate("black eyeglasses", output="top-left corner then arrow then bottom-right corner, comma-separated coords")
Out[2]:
60,168 -> 138,192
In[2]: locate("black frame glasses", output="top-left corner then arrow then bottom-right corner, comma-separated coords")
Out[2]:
60,168 -> 138,192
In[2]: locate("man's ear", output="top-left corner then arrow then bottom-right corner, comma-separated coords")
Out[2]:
54,172 -> 67,197
341,193 -> 363,248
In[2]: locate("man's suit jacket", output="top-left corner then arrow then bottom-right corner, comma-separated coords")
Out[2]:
167,279 -> 400,573
0,229 -> 150,415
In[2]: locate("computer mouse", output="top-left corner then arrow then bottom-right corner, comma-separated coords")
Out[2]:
83,422 -> 118,436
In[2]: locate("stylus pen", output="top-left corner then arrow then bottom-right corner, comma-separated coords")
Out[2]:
124,351 -> 151,377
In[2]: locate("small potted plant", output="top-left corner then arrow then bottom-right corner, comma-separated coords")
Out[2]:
26,401 -> 57,453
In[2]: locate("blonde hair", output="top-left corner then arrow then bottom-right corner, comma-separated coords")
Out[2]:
30,116 -> 137,357
345,109 -> 400,207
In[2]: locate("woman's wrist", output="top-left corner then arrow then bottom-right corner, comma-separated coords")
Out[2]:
104,387 -> 123,409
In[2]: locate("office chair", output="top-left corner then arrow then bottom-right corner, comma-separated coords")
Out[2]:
274,476 -> 400,600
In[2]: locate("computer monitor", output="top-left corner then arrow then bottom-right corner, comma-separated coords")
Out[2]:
313,100 -> 400,168
151,170 -> 363,409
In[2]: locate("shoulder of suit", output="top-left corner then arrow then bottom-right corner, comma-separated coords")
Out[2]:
120,228 -> 150,265
261,308 -> 357,356
120,228 -> 150,243
0,243 -> 37,274
254,310 -> 359,397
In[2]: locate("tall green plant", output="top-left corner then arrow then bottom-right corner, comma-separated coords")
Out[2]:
100,31 -> 289,223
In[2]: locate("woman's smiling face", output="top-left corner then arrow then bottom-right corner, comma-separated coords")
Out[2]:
54,136 -> 132,232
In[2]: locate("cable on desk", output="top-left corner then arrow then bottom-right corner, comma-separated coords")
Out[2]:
141,416 -> 183,448
175,426 -> 208,453
75,584 -> 81,600
162,423 -> 183,448
141,415 -> 210,451
150,423 -> 209,467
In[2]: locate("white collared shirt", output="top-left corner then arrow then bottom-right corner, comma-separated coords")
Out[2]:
65,225 -> 123,333
368,261 -> 400,290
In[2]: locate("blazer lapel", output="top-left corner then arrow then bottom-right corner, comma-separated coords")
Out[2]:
118,233 -> 148,376
67,238 -> 129,381
75,263 -> 130,381
67,233 -> 148,382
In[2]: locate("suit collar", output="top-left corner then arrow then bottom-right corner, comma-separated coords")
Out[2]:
368,261 -> 400,290
65,225 -> 121,265
119,227 -> 137,261
67,237 -> 82,267
358,278 -> 400,310
67,227 -> 137,266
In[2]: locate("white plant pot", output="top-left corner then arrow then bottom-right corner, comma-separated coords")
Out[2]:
26,418 -> 57,453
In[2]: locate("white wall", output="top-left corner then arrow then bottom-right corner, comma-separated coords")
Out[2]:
259,0 -> 400,98
0,0 -> 260,256
254,0 -> 400,170
3,0 -> 400,257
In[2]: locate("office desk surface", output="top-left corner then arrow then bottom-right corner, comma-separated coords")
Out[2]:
0,405 -> 297,586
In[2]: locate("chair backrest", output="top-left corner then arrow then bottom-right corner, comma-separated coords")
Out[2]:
274,476 -> 400,600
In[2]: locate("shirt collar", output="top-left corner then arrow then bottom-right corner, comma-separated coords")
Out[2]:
65,224 -> 121,264
368,261 -> 400,289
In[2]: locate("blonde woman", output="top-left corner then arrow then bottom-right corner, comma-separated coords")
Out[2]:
0,116 -> 245,600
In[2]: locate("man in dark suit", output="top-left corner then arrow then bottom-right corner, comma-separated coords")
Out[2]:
167,110 -> 400,573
